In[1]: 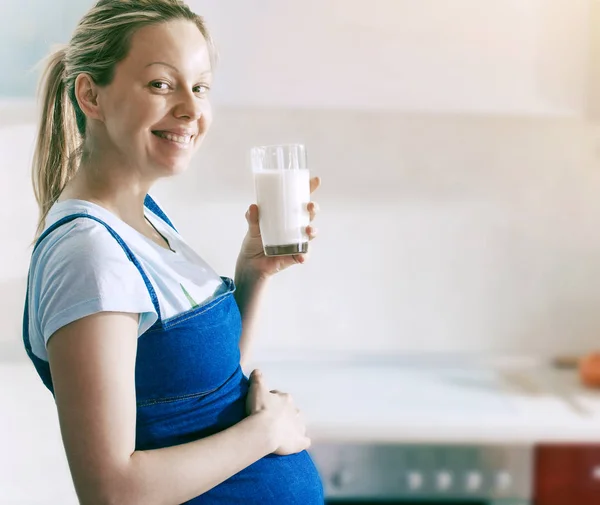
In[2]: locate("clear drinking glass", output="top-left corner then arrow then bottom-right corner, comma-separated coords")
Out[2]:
250,144 -> 310,256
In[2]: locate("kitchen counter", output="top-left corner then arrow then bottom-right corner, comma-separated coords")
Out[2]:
2,353 -> 600,504
4,352 -> 600,446
244,353 -> 600,445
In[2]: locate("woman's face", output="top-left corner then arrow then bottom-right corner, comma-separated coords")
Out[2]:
95,19 -> 213,177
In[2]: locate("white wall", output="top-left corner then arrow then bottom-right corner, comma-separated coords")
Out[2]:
153,109 -> 600,358
2,0 -> 599,359
192,0 -> 590,116
2,0 -> 591,114
4,109 -> 600,358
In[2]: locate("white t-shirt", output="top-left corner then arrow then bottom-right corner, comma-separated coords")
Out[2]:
27,198 -> 227,362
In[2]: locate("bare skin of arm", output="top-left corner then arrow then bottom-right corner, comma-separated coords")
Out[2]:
48,312 -> 309,505
234,267 -> 269,368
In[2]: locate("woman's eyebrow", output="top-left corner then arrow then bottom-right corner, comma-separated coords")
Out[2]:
145,61 -> 212,77
146,61 -> 179,71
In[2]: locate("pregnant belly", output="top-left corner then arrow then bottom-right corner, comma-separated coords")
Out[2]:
135,367 -> 324,504
185,451 -> 324,505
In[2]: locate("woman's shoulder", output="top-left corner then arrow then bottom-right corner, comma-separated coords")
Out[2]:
27,202 -> 159,352
33,200 -> 138,273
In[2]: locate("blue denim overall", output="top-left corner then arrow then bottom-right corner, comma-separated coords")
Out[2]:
22,196 -> 324,504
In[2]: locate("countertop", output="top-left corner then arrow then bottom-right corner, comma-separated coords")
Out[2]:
243,353 -> 600,445
3,351 -> 600,446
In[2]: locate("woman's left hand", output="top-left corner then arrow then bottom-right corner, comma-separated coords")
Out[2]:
236,177 -> 321,279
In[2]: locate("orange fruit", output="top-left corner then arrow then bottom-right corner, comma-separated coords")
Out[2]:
579,353 -> 600,388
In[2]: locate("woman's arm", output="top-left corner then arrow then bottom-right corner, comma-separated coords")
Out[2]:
47,312 -> 283,505
234,263 -> 269,367
233,177 -> 320,366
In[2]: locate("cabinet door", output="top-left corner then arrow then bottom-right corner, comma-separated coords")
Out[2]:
535,445 -> 600,505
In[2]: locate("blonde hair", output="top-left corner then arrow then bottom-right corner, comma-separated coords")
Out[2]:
32,0 -> 215,238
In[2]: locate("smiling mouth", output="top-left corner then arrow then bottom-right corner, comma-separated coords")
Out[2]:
152,131 -> 194,145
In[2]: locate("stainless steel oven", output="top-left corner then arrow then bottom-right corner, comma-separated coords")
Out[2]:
309,442 -> 532,505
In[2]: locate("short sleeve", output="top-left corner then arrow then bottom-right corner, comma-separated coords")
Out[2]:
30,217 -> 158,346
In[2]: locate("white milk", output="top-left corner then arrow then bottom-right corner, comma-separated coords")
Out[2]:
254,169 -> 310,254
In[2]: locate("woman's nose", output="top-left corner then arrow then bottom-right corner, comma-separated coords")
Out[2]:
174,90 -> 203,121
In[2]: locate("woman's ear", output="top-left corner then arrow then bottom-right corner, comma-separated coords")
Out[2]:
74,73 -> 104,122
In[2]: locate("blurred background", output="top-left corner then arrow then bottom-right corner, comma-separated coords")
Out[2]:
2,1 -> 600,504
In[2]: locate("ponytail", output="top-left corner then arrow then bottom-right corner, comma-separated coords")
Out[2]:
32,46 -> 81,239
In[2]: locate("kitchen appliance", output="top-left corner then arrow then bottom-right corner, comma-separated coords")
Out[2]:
249,353 -> 600,504
311,442 -> 531,504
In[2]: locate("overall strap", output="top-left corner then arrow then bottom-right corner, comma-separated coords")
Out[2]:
144,194 -> 177,232
33,213 -> 162,320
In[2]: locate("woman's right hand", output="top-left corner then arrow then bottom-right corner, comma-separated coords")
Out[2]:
246,369 -> 311,456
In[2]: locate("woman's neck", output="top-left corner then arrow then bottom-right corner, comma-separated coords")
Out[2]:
59,157 -> 153,229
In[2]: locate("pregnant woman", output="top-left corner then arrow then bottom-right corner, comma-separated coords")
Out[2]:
22,1 -> 323,503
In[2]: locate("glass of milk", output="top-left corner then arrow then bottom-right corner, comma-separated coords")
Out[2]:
250,144 -> 310,256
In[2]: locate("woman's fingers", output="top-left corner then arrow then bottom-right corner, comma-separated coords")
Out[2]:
308,201 -> 319,221
306,201 -> 318,243
292,251 -> 310,265
245,204 -> 261,237
258,386 -> 309,455
246,369 -> 268,415
309,176 -> 321,194
287,200 -> 318,266
249,369 -> 266,391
